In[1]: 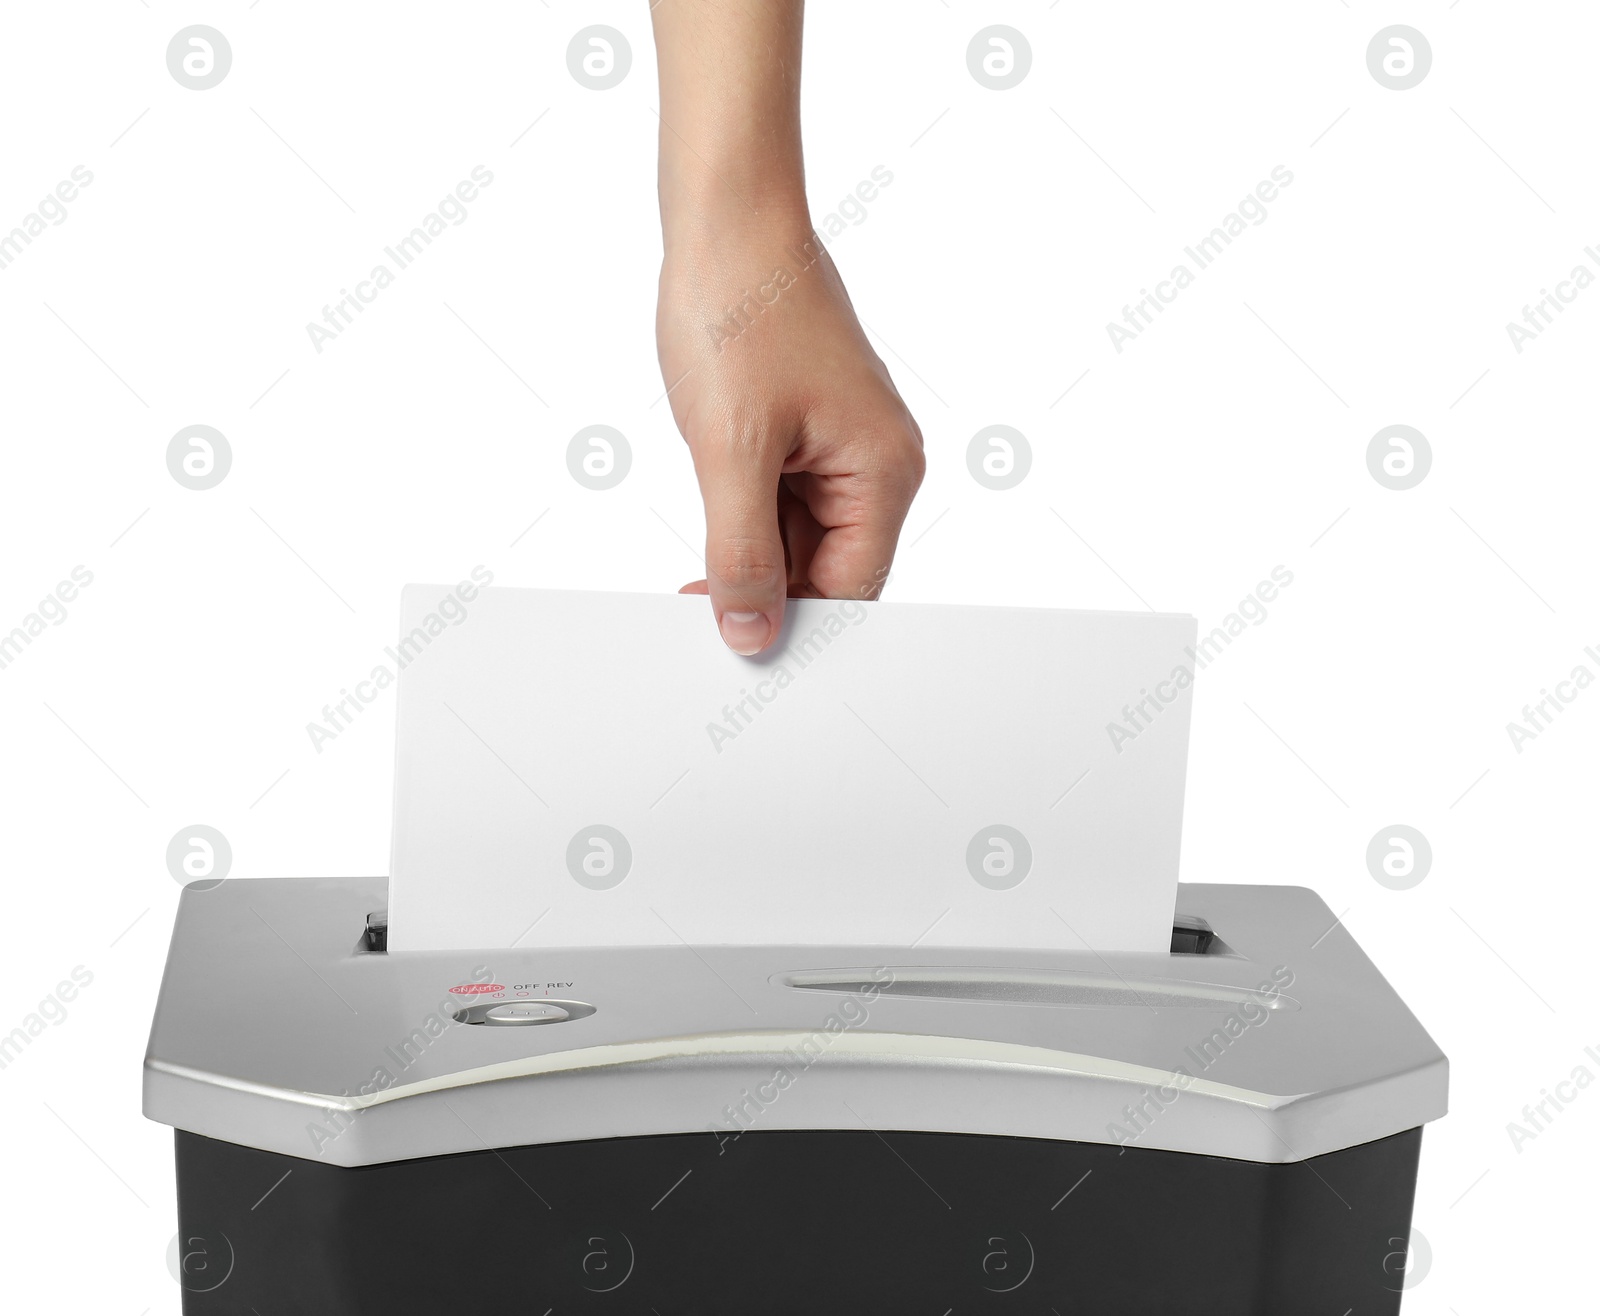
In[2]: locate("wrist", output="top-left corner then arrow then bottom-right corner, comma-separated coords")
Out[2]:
650,0 -> 809,249
658,145 -> 811,256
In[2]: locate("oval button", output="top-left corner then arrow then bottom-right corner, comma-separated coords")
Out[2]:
483,1002 -> 570,1026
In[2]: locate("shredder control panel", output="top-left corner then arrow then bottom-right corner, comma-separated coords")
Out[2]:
444,981 -> 597,1026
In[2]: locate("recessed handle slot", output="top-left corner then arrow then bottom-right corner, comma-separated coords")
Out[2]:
778,968 -> 1296,1011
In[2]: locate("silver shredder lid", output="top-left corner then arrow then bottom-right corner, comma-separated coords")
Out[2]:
144,878 -> 1448,1168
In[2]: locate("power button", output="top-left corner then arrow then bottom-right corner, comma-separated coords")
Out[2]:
484,1002 -> 569,1026
452,998 -> 597,1027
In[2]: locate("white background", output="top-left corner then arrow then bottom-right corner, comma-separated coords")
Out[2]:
1,2 -> 1594,1310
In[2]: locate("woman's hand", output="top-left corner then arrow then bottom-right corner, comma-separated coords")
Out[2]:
650,0 -> 924,655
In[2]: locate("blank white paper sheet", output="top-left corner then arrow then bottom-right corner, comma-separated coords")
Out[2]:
386,587 -> 1197,952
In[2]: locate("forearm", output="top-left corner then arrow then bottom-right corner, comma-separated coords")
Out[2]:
649,0 -> 810,248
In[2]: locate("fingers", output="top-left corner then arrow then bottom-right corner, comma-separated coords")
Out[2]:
691,434 -> 789,655
778,479 -> 826,595
683,406 -> 923,653
807,521 -> 903,601
790,426 -> 925,603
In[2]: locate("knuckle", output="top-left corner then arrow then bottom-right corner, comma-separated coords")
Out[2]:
708,537 -> 783,590
862,421 -> 926,496
901,434 -> 928,488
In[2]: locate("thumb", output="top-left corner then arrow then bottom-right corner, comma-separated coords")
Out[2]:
694,438 -> 788,656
